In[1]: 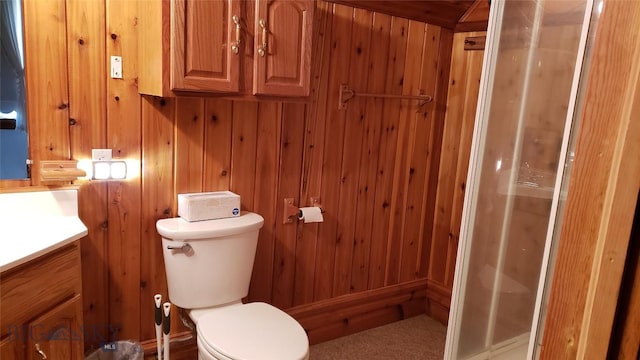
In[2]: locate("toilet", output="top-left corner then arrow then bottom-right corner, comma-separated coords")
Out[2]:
156,212 -> 309,360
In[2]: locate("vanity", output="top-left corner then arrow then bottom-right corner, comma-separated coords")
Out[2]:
0,189 -> 87,359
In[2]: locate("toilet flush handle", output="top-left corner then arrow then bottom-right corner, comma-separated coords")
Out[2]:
167,242 -> 193,254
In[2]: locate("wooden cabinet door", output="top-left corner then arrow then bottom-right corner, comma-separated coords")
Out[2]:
27,295 -> 84,360
172,0 -> 241,92
1,336 -> 19,360
253,0 -> 314,96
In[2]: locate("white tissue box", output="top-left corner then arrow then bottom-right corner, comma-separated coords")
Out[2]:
177,191 -> 241,222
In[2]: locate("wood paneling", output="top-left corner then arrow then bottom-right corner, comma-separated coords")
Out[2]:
13,0 -> 640,355
174,97 -> 205,194
368,16 -> 408,289
18,0 -> 464,351
140,96 -> 175,343
542,0 -> 640,356
271,103 -> 306,308
250,101 -> 281,303
66,0 -> 109,348
429,32 -> 484,289
350,12 -> 391,294
106,0 -> 142,342
23,0 -> 70,183
332,8 -> 373,297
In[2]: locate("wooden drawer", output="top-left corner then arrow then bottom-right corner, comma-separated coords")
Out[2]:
1,242 -> 82,338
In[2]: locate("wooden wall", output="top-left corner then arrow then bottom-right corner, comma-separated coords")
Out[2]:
428,30 -> 484,322
18,0 -> 482,352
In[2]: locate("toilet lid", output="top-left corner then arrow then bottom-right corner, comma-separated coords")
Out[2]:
198,302 -> 309,360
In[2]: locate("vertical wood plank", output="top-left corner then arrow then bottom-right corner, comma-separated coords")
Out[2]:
399,24 -> 441,283
66,0 -> 108,349
203,99 -> 232,191
420,28 -> 454,281
23,0 -> 70,184
250,101 -> 281,303
418,29 -> 456,282
313,4 -> 353,301
106,0 -> 141,341
385,20 -> 426,286
230,101 -> 258,210
332,8 -> 374,297
429,32 -> 467,285
174,97 -> 205,197
368,17 -> 409,290
272,103 -> 306,309
295,0 -> 333,306
140,96 -> 175,341
349,11 -> 391,293
431,32 -> 485,287
418,29 -> 456,277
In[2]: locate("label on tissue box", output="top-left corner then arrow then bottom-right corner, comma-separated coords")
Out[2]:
178,191 -> 241,222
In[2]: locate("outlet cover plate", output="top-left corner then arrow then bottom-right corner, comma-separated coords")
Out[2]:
92,149 -> 112,161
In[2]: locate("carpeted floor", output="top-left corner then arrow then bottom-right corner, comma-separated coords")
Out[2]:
309,315 -> 447,360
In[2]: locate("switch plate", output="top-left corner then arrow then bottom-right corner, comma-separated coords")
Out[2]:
92,149 -> 112,161
110,56 -> 122,79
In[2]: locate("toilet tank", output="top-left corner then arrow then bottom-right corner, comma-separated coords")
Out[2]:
156,212 -> 264,309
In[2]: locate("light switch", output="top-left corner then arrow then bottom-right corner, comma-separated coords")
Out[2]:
111,56 -> 122,79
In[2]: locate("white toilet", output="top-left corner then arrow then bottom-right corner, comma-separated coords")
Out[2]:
156,212 -> 309,360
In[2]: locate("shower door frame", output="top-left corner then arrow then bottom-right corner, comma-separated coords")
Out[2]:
444,0 -> 595,358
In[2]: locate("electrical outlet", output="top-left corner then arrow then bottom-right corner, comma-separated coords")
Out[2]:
110,56 -> 122,79
92,149 -> 112,161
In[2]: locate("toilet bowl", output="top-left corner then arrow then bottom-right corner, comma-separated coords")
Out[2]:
157,212 -> 309,360
192,302 -> 309,360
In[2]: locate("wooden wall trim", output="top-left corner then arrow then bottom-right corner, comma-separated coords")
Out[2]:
0,180 -> 32,189
541,0 -> 640,357
287,279 -> 428,344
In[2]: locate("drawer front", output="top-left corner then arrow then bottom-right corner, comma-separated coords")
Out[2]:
1,242 -> 81,338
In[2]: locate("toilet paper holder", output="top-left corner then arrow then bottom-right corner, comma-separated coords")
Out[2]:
283,197 -> 324,224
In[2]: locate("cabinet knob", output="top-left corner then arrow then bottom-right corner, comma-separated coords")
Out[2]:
35,343 -> 48,359
231,15 -> 241,55
257,19 -> 267,57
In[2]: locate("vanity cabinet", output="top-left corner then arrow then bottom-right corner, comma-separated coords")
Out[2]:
0,242 -> 84,360
139,0 -> 314,97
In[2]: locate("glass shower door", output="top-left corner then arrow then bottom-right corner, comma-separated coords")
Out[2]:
444,0 -> 593,358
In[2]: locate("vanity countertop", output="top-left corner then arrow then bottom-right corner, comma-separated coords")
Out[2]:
0,189 -> 87,272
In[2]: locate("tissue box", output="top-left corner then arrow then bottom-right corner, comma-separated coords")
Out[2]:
178,191 -> 241,222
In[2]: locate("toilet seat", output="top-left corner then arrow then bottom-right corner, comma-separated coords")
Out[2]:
197,302 -> 309,360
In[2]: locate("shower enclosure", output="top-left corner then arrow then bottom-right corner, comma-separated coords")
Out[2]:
445,0 -> 595,358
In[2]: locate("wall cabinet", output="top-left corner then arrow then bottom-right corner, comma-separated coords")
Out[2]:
0,242 -> 84,360
253,0 -> 314,96
139,0 -> 314,97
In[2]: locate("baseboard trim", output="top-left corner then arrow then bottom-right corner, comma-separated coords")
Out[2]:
286,279 -> 429,344
139,278 -> 451,355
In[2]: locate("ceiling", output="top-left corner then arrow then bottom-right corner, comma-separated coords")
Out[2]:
325,0 -> 489,32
